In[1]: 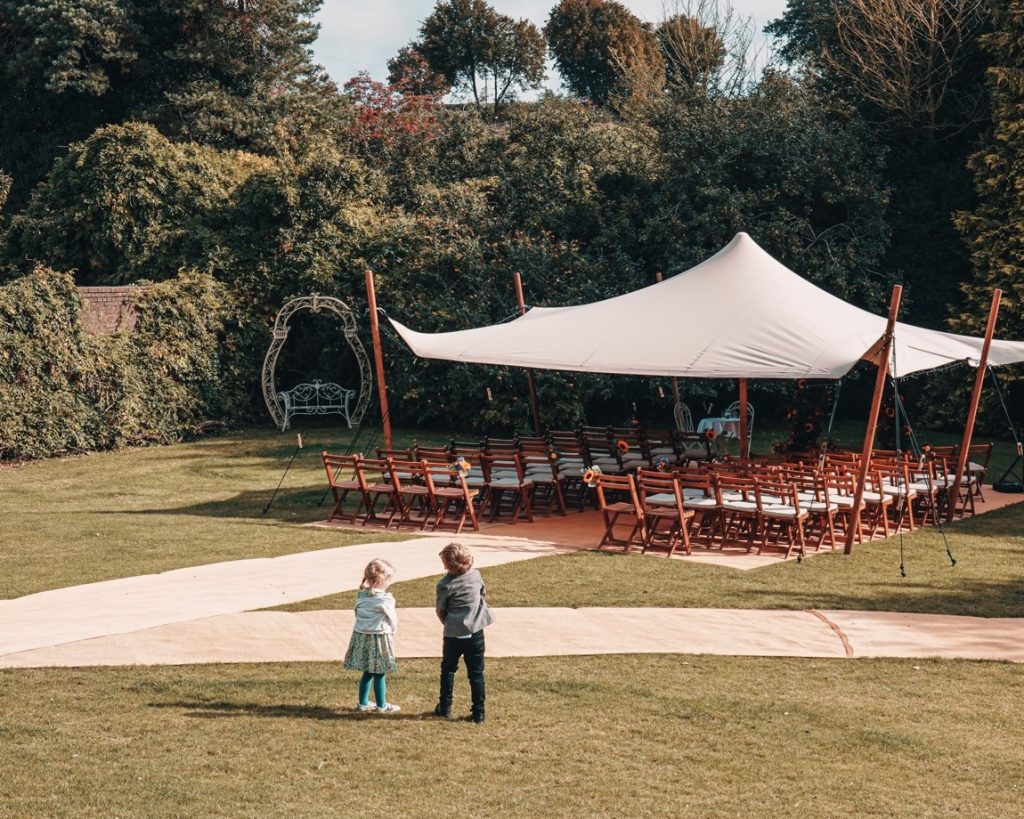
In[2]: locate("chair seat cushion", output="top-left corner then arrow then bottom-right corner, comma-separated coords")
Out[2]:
762,504 -> 801,518
490,478 -> 532,488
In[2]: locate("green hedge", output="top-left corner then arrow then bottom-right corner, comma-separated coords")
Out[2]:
0,267 -> 227,460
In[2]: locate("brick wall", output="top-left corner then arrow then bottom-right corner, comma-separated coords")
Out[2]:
77,286 -> 139,335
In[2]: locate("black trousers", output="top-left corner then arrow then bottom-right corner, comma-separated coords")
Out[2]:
439,630 -> 485,713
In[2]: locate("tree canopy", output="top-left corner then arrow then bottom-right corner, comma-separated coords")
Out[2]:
954,0 -> 1024,352
545,0 -> 665,106
0,0 -> 1019,455
416,0 -> 546,111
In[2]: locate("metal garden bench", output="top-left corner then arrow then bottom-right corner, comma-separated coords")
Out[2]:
276,379 -> 354,429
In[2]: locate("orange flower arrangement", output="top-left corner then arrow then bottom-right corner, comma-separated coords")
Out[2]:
449,455 -> 471,477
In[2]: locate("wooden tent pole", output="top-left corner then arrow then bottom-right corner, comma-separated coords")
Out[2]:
948,289 -> 1002,522
513,272 -> 543,436
738,378 -> 749,458
845,285 -> 903,554
364,269 -> 393,450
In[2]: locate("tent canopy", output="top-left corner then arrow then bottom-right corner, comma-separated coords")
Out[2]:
390,233 -> 1024,380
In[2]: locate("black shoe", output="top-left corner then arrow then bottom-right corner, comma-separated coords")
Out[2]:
471,709 -> 485,724
433,703 -> 451,718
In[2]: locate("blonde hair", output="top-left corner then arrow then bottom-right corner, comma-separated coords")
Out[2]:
360,558 -> 395,590
439,543 -> 473,576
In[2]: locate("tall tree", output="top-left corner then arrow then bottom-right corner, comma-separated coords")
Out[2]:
954,0 -> 1024,347
657,13 -> 726,95
387,44 -> 451,98
544,0 -> 665,107
767,0 -> 991,326
416,0 -> 546,112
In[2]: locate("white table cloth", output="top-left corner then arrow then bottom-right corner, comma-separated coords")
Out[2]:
697,417 -> 741,438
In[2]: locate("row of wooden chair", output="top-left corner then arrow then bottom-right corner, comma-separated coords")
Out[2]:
594,467 -> 849,560
593,444 -> 986,559
322,454 -> 481,533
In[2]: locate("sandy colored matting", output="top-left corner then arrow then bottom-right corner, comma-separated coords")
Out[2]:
1,607 -> 1021,668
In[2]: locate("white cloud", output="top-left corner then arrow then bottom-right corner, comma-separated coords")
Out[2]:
312,0 -> 789,88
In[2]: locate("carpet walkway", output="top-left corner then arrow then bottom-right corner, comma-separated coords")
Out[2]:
1,530 -> 1022,668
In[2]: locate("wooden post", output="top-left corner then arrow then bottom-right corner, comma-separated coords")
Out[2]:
845,285 -> 903,554
364,269 -> 393,450
948,289 -> 1002,522
738,378 -> 749,458
513,272 -> 543,436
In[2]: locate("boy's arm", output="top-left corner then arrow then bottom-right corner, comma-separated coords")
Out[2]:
435,581 -> 448,624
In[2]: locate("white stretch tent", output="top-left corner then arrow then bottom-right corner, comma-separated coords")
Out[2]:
390,232 -> 1024,380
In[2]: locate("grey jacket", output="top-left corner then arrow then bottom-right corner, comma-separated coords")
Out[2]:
435,568 -> 496,637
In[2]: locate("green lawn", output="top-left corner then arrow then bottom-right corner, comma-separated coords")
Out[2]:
0,426 -> 411,599
2,428 -> 1023,817
2,656 -> 1022,818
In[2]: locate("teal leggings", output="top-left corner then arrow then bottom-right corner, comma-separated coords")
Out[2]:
358,672 -> 387,707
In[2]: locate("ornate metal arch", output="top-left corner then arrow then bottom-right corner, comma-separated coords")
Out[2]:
261,294 -> 373,430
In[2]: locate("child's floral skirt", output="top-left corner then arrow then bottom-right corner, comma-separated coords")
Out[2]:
344,631 -> 397,674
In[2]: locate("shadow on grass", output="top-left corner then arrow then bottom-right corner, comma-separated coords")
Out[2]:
102,485 -> 338,524
728,578 -> 1024,618
151,700 -> 435,722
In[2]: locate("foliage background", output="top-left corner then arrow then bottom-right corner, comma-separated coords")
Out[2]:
1,0 -> 1020,459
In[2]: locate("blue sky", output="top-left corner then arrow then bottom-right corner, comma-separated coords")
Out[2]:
312,0 -> 790,91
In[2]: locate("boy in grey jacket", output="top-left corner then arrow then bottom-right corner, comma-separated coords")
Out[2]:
434,543 -> 495,724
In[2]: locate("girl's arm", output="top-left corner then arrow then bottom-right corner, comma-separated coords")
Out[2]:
382,593 -> 398,631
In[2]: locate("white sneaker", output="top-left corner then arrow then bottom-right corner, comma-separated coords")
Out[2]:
355,703 -> 376,712
375,703 -> 401,714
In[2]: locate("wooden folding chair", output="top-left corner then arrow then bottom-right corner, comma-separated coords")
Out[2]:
822,471 -> 865,545
321,453 -> 365,524
608,426 -> 649,472
594,473 -> 645,551
422,465 -> 479,533
713,474 -> 759,550
859,469 -> 895,539
906,456 -> 942,527
518,438 -> 567,515
965,442 -> 992,500
674,431 -> 712,467
779,465 -> 835,550
354,457 -> 403,528
675,472 -> 720,547
873,458 -> 917,533
413,444 -> 450,462
547,430 -> 590,510
930,453 -> 976,519
480,451 -> 534,523
387,459 -> 433,529
375,446 -> 411,460
579,425 -> 623,475
754,478 -> 808,559
636,470 -> 693,556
